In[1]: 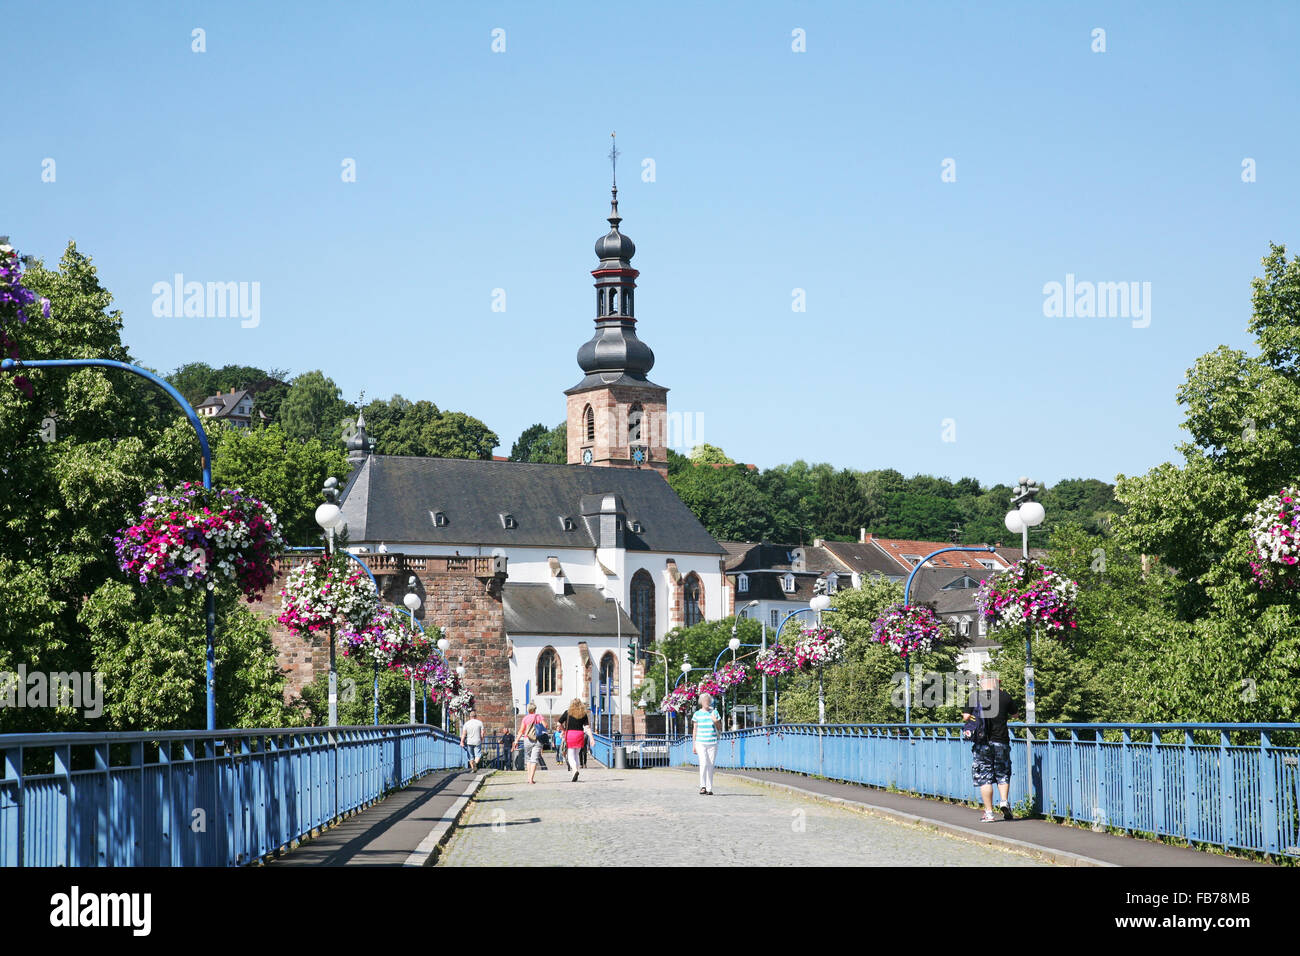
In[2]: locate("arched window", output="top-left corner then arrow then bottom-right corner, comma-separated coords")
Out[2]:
536,647 -> 560,696
628,403 -> 643,444
630,569 -> 656,642
599,652 -> 617,711
683,573 -> 704,627
584,405 -> 595,443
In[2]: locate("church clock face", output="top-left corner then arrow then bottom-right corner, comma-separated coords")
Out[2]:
632,447 -> 645,464
582,448 -> 593,465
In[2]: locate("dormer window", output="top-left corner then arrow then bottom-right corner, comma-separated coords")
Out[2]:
629,520 -> 643,534
500,513 -> 516,530
737,573 -> 749,593
902,554 -> 922,566
559,516 -> 576,532
782,573 -> 796,593
430,510 -> 448,527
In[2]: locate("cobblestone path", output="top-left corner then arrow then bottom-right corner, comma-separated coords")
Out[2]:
438,765 -> 1050,866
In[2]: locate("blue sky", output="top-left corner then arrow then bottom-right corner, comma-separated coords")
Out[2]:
5,1 -> 1297,486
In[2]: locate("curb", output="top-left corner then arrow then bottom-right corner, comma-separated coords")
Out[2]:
723,771 -> 1115,868
403,771 -> 490,867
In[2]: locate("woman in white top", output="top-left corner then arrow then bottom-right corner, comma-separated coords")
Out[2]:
692,692 -> 722,795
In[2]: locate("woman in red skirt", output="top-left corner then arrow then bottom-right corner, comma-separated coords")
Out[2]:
562,698 -> 592,782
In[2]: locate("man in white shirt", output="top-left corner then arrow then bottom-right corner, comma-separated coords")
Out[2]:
460,710 -> 486,771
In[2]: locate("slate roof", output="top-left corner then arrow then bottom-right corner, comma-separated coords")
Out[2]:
503,583 -> 639,638
339,455 -> 724,555
722,541 -> 852,600
196,388 -> 253,418
818,540 -> 909,579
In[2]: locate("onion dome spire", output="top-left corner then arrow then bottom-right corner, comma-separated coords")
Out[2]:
567,133 -> 659,391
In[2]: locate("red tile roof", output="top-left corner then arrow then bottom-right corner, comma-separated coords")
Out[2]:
861,534 -> 1013,572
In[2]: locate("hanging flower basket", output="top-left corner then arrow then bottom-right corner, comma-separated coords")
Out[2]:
404,643 -> 443,682
660,684 -> 696,713
755,644 -> 797,677
114,483 -> 285,601
791,625 -> 846,670
278,554 -> 379,635
343,607 -> 421,669
695,675 -> 723,697
873,603 -> 947,658
975,559 -> 1079,634
420,658 -> 456,700
0,241 -> 51,397
1246,487 -> 1300,589
447,688 -> 475,716
713,661 -> 750,692
390,620 -> 433,675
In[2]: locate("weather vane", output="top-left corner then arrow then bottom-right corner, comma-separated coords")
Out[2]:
609,131 -> 620,188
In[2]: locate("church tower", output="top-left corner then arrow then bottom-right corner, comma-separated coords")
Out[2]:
565,136 -> 669,476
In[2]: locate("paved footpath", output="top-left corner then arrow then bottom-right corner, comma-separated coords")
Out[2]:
438,765 -> 1049,866
728,770 -> 1261,867
272,768 -> 478,866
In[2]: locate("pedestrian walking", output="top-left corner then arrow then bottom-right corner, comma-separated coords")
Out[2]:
500,726 -> 515,770
962,673 -> 1018,823
513,703 -> 547,784
460,709 -> 485,772
554,709 -> 567,764
562,698 -> 592,782
692,692 -> 721,795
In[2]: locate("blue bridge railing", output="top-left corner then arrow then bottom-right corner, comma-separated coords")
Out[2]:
591,733 -> 680,769
669,722 -> 1300,858
0,723 -> 465,867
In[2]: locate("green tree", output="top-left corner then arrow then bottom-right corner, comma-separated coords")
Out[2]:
0,241 -> 290,732
277,370 -> 355,445
510,423 -> 549,461
360,395 -> 442,456
1114,244 -> 1300,721
667,463 -> 789,541
421,410 -> 498,459
525,422 -> 567,463
689,443 -> 734,465
210,422 -> 349,545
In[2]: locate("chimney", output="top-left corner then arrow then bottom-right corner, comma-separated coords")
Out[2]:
859,527 -> 867,543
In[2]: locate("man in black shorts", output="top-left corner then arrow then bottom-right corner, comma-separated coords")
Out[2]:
962,673 -> 1018,823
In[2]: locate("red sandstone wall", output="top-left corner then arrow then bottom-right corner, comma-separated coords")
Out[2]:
255,554 -> 511,730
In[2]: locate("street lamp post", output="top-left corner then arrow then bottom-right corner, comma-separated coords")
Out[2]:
1005,476 -> 1045,807
314,480 -> 345,728
809,593 -> 832,725
771,606 -> 828,726
437,637 -> 450,728
455,661 -> 466,734
721,599 -> 759,726
404,578 -> 422,724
